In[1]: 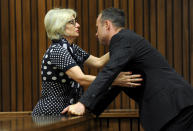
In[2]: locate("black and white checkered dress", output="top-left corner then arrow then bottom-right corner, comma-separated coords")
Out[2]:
32,38 -> 90,116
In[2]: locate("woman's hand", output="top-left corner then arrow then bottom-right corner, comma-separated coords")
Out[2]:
113,72 -> 143,88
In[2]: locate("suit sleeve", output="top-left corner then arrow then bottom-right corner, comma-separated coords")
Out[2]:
79,38 -> 136,114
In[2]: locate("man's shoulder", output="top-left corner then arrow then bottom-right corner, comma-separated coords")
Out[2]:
118,29 -> 144,43
120,29 -> 142,37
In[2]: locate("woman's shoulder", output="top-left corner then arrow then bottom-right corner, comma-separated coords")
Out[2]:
49,43 -> 68,53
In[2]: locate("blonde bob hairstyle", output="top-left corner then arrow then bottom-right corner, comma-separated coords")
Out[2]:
44,8 -> 76,40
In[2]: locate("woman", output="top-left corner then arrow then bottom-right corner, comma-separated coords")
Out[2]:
32,8 -> 142,116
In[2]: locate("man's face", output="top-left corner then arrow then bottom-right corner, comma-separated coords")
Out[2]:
96,14 -> 109,45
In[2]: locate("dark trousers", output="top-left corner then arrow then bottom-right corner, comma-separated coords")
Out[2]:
160,106 -> 193,131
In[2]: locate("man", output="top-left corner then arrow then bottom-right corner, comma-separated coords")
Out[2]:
61,8 -> 193,131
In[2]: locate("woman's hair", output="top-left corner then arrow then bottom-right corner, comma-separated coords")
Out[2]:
101,8 -> 125,28
44,8 -> 76,40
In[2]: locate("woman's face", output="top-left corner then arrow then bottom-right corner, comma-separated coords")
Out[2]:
64,16 -> 80,39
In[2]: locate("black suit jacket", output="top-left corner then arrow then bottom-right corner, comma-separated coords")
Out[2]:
79,29 -> 193,131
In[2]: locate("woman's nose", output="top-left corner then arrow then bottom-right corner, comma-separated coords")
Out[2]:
76,22 -> 80,27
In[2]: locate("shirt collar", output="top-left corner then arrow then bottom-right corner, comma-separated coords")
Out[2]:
52,38 -> 71,47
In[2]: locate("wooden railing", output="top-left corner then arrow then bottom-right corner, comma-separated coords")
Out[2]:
0,109 -> 143,131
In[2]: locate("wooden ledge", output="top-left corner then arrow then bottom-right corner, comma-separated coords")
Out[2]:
30,115 -> 94,131
99,109 -> 139,118
0,112 -> 94,131
0,111 -> 31,117
0,109 -> 140,131
0,109 -> 140,118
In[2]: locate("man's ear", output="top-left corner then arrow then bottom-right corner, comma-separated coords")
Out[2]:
105,20 -> 111,30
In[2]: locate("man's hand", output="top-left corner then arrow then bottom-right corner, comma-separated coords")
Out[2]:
113,72 -> 143,88
61,102 -> 86,116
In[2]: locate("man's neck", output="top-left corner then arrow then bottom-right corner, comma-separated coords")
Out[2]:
116,27 -> 124,33
108,27 -> 124,44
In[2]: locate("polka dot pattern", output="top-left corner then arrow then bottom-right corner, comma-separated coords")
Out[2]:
32,38 -> 89,116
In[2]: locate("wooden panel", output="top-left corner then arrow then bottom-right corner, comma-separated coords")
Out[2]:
122,92 -> 130,109
166,0 -> 174,67
182,0 -> 190,81
150,0 -> 157,48
109,119 -> 119,131
31,0 -> 40,108
23,0 -> 32,111
98,0 -> 106,59
37,0 -> 46,95
121,0 -> 128,28
105,0 -> 113,8
61,0 -> 67,8
46,0 -> 53,49
89,0 -> 98,76
100,119 -> 108,131
134,0 -> 143,35
53,0 -> 61,8
76,0 -> 83,48
98,109 -> 142,131
143,0 -> 150,41
46,0 -> 53,12
132,119 -> 139,131
0,2 -> 193,128
68,0 -> 75,9
157,0 -> 166,57
114,93 -> 121,109
173,0 -> 183,74
113,0 -> 120,8
0,0 -> 2,112
1,0 -> 11,111
190,0 -> 193,85
120,119 -> 131,131
128,0 -> 134,31
82,0 -> 89,74
16,0 -> 23,111
10,0 -> 17,111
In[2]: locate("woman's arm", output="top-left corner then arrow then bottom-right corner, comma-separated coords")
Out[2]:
66,66 -> 142,88
66,66 -> 95,87
84,52 -> 109,69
